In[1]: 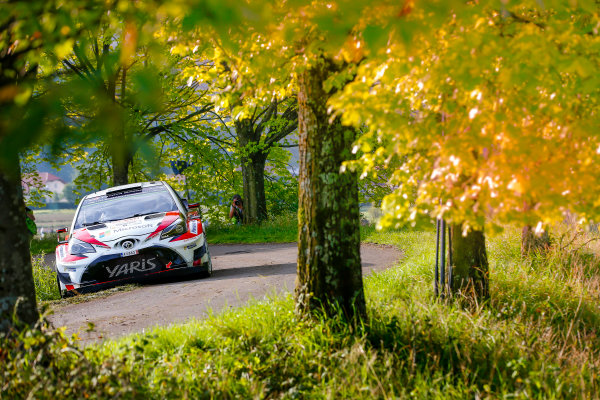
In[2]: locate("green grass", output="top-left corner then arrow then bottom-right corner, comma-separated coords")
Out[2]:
208,214 -> 298,243
31,255 -> 60,301
8,224 -> 600,398
207,214 -> 398,244
30,235 -> 58,255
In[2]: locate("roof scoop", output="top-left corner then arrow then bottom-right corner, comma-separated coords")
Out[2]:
86,223 -> 107,230
144,213 -> 165,220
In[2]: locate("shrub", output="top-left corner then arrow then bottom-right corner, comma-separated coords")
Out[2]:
32,255 -> 60,302
0,316 -> 146,399
29,235 -> 58,255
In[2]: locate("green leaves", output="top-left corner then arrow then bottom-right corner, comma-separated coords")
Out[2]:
325,0 -> 600,231
130,67 -> 165,112
4,0 -> 599,232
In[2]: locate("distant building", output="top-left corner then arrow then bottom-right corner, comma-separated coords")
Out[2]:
23,172 -> 67,203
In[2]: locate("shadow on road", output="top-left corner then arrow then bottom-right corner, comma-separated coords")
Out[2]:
211,263 -> 296,280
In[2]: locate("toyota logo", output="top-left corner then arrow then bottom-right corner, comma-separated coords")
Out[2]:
122,240 -> 134,249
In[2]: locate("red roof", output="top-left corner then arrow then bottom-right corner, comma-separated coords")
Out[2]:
38,172 -> 64,183
22,171 -> 66,193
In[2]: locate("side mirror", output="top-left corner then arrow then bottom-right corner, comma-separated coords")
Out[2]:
187,202 -> 201,220
56,227 -> 69,244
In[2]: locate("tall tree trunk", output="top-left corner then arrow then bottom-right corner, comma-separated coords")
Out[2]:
233,100 -> 297,224
0,155 -> 38,332
521,225 -> 550,256
242,153 -> 268,224
295,58 -> 365,321
110,68 -> 129,186
450,224 -> 489,299
111,143 -> 130,186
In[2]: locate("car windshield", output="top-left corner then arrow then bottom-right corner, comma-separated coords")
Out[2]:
73,187 -> 179,229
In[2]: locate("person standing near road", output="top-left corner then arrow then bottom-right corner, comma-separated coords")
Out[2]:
25,206 -> 37,238
229,194 -> 244,225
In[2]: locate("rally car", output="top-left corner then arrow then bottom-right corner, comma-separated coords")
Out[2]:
55,181 -> 211,297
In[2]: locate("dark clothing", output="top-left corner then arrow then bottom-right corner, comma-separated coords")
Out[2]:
230,205 -> 243,225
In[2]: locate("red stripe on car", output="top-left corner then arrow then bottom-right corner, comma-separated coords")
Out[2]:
169,231 -> 197,242
73,229 -> 109,248
62,254 -> 87,262
146,211 -> 180,239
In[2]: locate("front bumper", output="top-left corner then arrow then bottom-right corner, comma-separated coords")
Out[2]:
57,238 -> 209,292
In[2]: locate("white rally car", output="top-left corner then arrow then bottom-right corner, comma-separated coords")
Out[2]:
55,181 -> 211,297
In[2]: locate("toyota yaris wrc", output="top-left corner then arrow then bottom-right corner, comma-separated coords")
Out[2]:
55,181 -> 211,297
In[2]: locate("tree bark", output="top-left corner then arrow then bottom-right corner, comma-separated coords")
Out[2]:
521,225 -> 550,256
236,118 -> 269,224
295,58 -> 365,321
450,224 -> 489,299
110,67 -> 130,186
111,143 -> 130,186
0,155 -> 39,332
241,153 -> 268,224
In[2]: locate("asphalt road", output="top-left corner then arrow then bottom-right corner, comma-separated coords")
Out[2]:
48,243 -> 402,343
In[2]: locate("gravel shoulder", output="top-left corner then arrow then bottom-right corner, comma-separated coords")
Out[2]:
48,243 -> 402,343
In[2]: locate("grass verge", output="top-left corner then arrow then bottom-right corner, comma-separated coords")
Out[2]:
6,225 -> 599,398
30,236 -> 58,255
207,214 -> 298,243
31,250 -> 139,307
207,214 -> 397,244
32,255 -> 60,302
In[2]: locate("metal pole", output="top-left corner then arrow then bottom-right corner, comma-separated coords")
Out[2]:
440,219 -> 446,296
447,224 -> 453,292
434,218 -> 440,296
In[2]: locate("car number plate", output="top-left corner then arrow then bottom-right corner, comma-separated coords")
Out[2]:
121,250 -> 139,257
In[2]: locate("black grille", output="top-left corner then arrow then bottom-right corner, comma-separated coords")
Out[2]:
81,246 -> 186,284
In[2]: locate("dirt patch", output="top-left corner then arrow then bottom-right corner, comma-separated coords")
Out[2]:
48,243 -> 402,344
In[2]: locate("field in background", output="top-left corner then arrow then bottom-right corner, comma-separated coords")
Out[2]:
34,209 -> 76,233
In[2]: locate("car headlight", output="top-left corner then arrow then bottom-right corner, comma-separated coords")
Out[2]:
69,239 -> 96,255
160,219 -> 187,240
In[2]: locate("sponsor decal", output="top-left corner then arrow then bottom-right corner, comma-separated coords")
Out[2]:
58,245 -> 66,260
190,221 -> 198,235
185,243 -> 197,250
112,224 -> 154,233
106,257 -> 158,278
121,249 -> 139,257
98,230 -> 110,238
73,229 -> 109,248
114,216 -> 142,224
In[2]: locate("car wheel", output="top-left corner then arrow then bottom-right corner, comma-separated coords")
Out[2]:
200,251 -> 212,278
56,275 -> 66,299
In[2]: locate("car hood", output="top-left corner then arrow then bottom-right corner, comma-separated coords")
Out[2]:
73,211 -> 182,244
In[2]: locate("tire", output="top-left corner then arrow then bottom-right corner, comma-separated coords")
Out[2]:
56,273 -> 75,298
200,251 -> 212,278
56,275 -> 66,299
